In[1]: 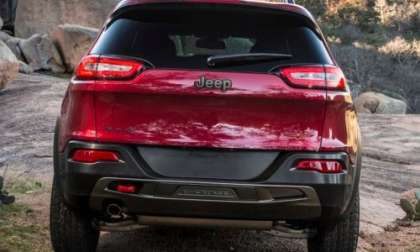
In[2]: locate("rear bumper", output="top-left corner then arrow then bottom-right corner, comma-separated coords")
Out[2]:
90,178 -> 322,220
58,141 -> 360,222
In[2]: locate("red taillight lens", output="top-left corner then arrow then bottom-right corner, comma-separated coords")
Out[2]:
295,160 -> 344,174
280,66 -> 346,90
115,184 -> 138,194
71,149 -> 120,163
75,55 -> 143,80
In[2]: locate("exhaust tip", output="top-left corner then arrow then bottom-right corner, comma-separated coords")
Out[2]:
106,203 -> 123,218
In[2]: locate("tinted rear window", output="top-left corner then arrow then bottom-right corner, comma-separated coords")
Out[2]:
91,6 -> 333,73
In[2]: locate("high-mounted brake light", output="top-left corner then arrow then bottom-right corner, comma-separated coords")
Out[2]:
71,149 -> 120,163
280,66 -> 346,90
75,55 -> 144,80
295,160 -> 344,174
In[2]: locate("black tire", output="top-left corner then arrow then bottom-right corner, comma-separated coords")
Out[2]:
50,175 -> 99,252
308,189 -> 360,252
50,121 -> 99,252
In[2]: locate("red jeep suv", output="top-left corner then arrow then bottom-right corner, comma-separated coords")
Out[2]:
50,1 -> 362,251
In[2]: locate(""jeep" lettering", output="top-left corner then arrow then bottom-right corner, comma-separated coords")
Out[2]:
194,76 -> 232,91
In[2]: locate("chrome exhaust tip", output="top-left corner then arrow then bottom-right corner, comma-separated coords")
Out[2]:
106,203 -> 123,219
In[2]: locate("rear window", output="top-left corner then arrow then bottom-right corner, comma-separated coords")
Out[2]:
91,6 -> 333,73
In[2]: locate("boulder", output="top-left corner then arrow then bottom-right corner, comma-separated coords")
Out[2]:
18,60 -> 33,74
400,189 -> 420,221
0,34 -> 30,73
15,0 -> 118,38
355,92 -> 407,114
0,39 -> 17,62
0,32 -> 64,73
52,24 -> 99,72
19,33 -> 64,73
0,16 -> 3,29
0,30 -> 13,42
4,36 -> 23,61
0,40 -> 19,90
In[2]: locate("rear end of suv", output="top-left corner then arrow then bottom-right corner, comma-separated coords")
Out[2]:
50,1 -> 362,251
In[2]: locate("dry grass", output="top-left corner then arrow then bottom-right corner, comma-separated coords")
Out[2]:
0,180 -> 51,252
379,36 -> 420,63
0,203 -> 50,252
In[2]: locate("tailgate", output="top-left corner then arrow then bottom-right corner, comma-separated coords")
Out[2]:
90,3 -> 331,152
94,69 -> 326,151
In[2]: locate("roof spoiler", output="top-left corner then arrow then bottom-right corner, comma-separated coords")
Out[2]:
251,0 -> 296,3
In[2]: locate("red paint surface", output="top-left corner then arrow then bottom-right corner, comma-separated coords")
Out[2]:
58,0 -> 360,156
93,70 -> 327,151
59,66 -> 359,154
320,90 -> 360,162
113,0 -> 314,21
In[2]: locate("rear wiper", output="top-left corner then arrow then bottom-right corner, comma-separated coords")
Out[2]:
207,53 -> 293,67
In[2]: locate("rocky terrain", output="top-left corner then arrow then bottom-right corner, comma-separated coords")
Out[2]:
15,0 -> 118,38
0,73 -> 419,251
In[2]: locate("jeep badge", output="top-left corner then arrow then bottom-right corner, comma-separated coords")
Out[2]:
194,76 -> 232,91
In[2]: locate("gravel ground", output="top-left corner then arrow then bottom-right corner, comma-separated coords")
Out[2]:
358,114 -> 420,233
1,74 -> 420,251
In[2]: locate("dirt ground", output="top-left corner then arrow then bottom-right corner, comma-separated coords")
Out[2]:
1,73 -> 420,251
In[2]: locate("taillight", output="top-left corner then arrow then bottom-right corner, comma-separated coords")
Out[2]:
75,55 -> 143,80
280,66 -> 346,90
71,149 -> 120,163
295,160 -> 344,174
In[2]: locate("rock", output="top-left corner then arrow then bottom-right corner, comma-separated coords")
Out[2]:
0,30 -> 12,42
4,36 -> 24,61
0,39 -> 17,62
19,33 -> 65,73
0,32 -> 65,73
15,0 -> 118,38
0,16 -> 3,29
18,60 -> 33,74
0,40 -> 19,90
355,92 -> 407,114
0,62 -> 18,90
52,24 -> 99,72
400,189 -> 420,221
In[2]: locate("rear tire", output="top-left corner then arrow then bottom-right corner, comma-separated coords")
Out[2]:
50,175 -> 100,252
50,122 -> 99,252
307,189 -> 359,252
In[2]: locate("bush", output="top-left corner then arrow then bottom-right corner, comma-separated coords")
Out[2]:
296,0 -> 327,17
324,2 -> 380,32
374,0 -> 420,37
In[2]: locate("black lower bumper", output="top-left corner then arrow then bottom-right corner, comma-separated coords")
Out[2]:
89,178 -> 321,220
58,141 -> 360,222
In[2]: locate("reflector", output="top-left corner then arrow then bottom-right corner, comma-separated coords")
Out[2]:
116,184 -> 138,194
295,160 -> 344,173
71,149 -> 120,163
